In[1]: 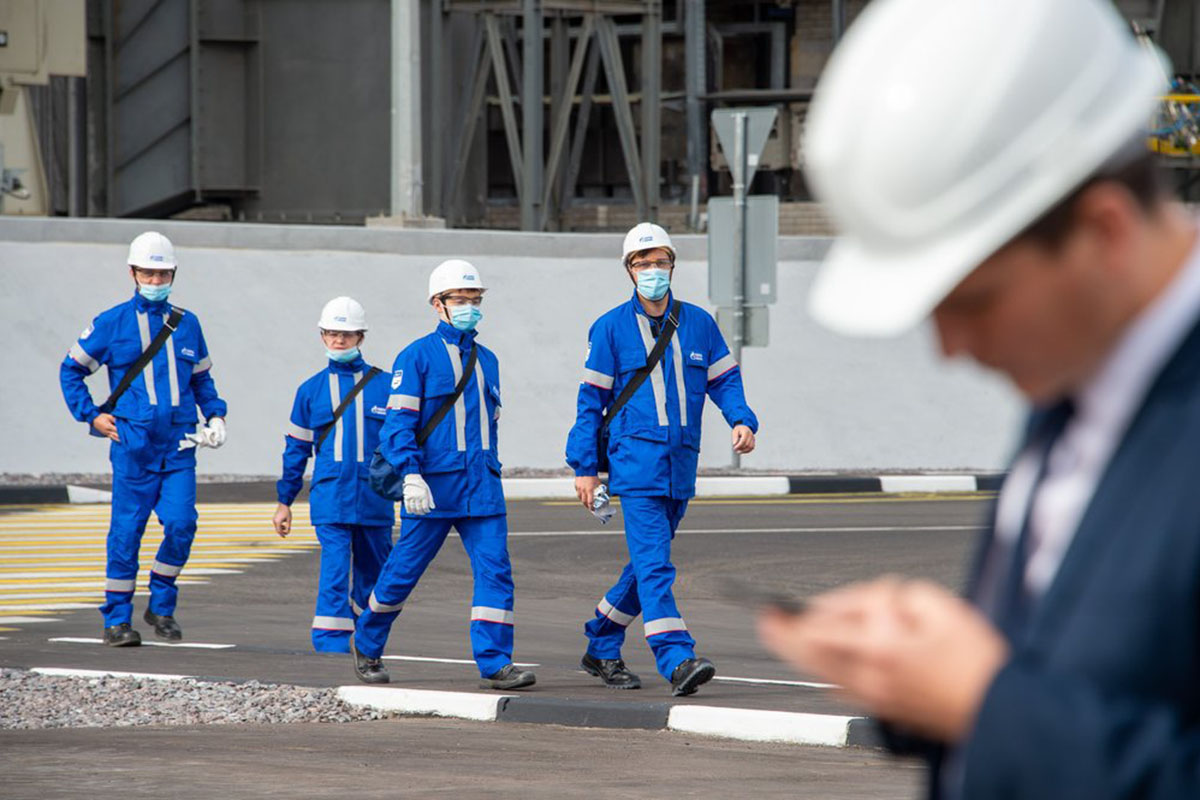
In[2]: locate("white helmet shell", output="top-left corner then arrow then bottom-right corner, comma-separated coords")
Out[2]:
622,222 -> 675,267
428,259 -> 486,302
804,0 -> 1166,337
318,296 -> 368,332
127,231 -> 177,270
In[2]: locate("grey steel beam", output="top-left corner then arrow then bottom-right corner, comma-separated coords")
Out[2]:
548,13 -> 568,228
641,0 -> 660,222
189,0 -> 200,204
541,14 -> 595,228
596,15 -> 644,214
446,1 -> 647,14
392,0 -> 424,217
429,0 -> 445,216
485,14 -> 525,200
561,39 -> 600,215
448,24 -> 492,217
685,0 -> 705,230
520,0 -> 543,229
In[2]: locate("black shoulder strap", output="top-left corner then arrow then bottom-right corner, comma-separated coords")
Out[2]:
316,366 -> 383,451
417,344 -> 479,446
98,306 -> 185,414
602,298 -> 681,431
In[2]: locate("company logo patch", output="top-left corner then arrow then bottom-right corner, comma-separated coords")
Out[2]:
371,405 -> 387,415
639,235 -> 654,243
462,274 -> 476,281
181,347 -> 196,358
391,369 -> 404,389
80,325 -> 93,340
689,351 -> 703,362
335,315 -> 347,322
150,255 -> 165,262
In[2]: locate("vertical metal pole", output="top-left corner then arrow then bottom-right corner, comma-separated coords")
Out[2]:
730,111 -> 747,469
641,0 -> 661,222
392,0 -> 423,218
685,0 -> 706,231
549,14 -> 568,230
521,0 -> 544,230
832,0 -> 846,42
68,77 -> 85,217
429,0 -> 444,217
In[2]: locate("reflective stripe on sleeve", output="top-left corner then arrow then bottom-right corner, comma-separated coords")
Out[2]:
287,423 -> 314,442
635,316 -> 669,426
150,560 -> 182,577
644,616 -> 688,637
387,394 -> 421,411
68,343 -> 100,373
443,341 -> 468,451
597,597 -> 635,627
105,578 -> 136,593
581,368 -> 614,390
707,354 -> 737,382
136,312 -> 158,406
368,592 -> 404,613
193,355 -> 212,373
312,615 -> 355,631
327,373 -> 343,462
470,606 -> 515,625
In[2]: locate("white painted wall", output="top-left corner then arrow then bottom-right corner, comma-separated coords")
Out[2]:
0,218 -> 1024,477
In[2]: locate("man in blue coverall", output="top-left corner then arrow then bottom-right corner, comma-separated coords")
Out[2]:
566,222 -> 759,695
351,259 -> 536,691
59,232 -> 227,647
273,296 -> 394,653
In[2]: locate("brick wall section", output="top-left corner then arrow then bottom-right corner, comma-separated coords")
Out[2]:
482,202 -> 837,236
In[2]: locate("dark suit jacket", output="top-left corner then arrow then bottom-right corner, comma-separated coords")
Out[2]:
902,314 -> 1200,799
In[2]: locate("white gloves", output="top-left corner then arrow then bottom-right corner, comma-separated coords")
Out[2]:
178,417 -> 227,451
403,473 -> 436,515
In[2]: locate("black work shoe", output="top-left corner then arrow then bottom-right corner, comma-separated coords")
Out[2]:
480,663 -> 536,690
581,652 -> 642,689
143,609 -> 183,641
670,657 -> 716,697
350,637 -> 390,684
102,623 -> 142,647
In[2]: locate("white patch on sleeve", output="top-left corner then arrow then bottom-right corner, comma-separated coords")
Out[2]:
80,325 -> 93,340
391,369 -> 404,389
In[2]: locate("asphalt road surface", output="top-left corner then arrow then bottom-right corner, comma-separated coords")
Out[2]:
0,493 -> 991,798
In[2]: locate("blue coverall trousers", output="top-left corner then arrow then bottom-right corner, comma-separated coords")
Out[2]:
100,462 -> 198,628
584,496 -> 697,679
311,524 -> 393,653
354,514 -> 515,677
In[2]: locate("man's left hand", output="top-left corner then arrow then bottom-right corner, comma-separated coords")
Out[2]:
756,577 -> 1009,742
732,425 -> 756,454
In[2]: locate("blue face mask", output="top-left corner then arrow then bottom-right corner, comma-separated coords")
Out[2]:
449,304 -> 483,332
138,282 -> 172,302
635,268 -> 671,301
326,346 -> 360,363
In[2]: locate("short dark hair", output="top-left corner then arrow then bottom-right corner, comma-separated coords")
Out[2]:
1016,150 -> 1167,250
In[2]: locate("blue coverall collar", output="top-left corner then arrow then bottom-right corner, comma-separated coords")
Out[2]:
628,289 -> 674,318
131,290 -> 171,311
327,354 -> 367,373
436,319 -> 478,349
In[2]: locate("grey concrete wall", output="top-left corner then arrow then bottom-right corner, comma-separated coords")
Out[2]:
0,218 -> 1024,478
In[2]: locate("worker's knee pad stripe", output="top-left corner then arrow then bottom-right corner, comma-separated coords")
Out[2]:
598,597 -> 635,627
644,617 -> 688,637
470,606 -> 514,625
312,615 -> 355,631
150,560 -> 183,577
105,578 -> 136,592
368,593 -> 404,613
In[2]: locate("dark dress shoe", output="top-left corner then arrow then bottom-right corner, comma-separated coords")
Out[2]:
143,609 -> 183,641
102,623 -> 142,647
350,637 -> 390,684
670,657 -> 716,697
581,653 -> 642,689
480,663 -> 536,690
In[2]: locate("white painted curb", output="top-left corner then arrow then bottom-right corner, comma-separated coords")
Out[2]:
694,476 -> 791,496
667,705 -> 857,747
336,686 -> 511,722
66,485 -> 113,504
502,478 -> 577,499
879,475 -> 978,493
32,667 -> 193,681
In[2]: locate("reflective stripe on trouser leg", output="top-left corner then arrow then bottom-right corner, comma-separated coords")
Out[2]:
146,467 -> 198,618
583,561 -> 643,660
312,524 -> 355,653
99,461 -> 161,627
457,514 -> 515,677
621,495 -> 696,680
354,516 -> 454,659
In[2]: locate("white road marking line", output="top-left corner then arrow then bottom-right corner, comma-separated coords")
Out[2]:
0,616 -> 63,624
714,675 -> 839,690
0,569 -> 242,579
504,525 -> 984,537
382,654 -> 540,667
0,603 -> 95,612
48,637 -> 236,650
32,667 -> 192,681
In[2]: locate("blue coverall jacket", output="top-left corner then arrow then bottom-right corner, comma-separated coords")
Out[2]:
565,292 -> 758,498
277,355 -> 395,526
378,321 -> 505,518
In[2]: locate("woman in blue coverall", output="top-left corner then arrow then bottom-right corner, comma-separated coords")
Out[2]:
273,297 -> 394,654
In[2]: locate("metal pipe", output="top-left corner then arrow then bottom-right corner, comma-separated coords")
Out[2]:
520,0 -> 543,229
391,0 -> 424,217
684,0 -> 705,230
730,110 -> 746,469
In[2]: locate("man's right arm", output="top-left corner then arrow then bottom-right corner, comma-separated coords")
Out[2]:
565,319 -> 615,478
277,383 -> 314,507
378,348 -> 425,478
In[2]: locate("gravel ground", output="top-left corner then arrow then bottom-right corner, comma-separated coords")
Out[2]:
0,668 -> 393,729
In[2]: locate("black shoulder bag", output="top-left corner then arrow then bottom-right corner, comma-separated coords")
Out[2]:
595,299 -> 681,473
369,346 -> 479,500
88,306 -> 185,438
315,366 -> 383,450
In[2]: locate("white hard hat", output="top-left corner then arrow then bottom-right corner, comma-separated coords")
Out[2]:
622,222 -> 675,267
428,259 -> 486,302
318,296 -> 368,331
804,0 -> 1166,337
127,231 -> 177,270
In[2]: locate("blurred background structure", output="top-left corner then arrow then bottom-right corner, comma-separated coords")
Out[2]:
3,0 -> 1200,231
